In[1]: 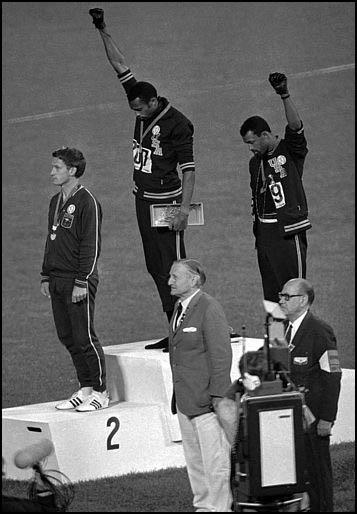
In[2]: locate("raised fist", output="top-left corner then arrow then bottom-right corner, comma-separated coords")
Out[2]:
269,72 -> 289,96
89,8 -> 106,30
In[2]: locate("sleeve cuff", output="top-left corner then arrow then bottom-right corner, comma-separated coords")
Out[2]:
75,279 -> 88,289
179,162 -> 195,173
117,68 -> 137,93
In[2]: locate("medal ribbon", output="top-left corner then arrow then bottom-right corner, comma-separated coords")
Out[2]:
51,184 -> 81,234
138,102 -> 171,166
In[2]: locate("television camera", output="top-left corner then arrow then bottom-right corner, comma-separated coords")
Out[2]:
231,302 -> 309,512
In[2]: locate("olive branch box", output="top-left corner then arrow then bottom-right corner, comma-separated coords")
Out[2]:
150,202 -> 204,227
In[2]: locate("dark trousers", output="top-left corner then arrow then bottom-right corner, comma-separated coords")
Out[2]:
304,423 -> 334,512
256,223 -> 307,303
135,196 -> 186,312
49,275 -> 106,392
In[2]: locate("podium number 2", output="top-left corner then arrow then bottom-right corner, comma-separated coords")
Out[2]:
107,416 -> 120,450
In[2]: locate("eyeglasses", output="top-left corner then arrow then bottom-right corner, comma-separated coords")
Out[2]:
278,293 -> 304,301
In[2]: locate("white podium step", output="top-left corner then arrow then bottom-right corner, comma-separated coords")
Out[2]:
2,338 -> 354,483
104,340 -> 182,442
104,338 -> 265,443
2,399 -> 186,482
104,339 -> 355,446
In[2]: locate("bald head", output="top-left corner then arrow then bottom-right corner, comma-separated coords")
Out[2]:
279,278 -> 314,321
284,278 -> 315,305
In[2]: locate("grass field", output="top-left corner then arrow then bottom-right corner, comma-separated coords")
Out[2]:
2,2 -> 355,406
2,442 -> 355,512
2,2 -> 355,511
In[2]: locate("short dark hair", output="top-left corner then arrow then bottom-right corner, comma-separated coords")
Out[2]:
240,116 -> 271,137
175,258 -> 207,287
127,81 -> 158,103
52,147 -> 86,178
239,350 -> 266,379
239,348 -> 289,384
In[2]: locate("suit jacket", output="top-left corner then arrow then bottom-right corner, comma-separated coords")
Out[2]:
169,290 -> 232,417
289,310 -> 342,422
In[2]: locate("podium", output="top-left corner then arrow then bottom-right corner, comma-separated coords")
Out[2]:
104,341 -> 182,442
103,338 -> 264,443
2,398 -> 186,482
2,338 -> 355,483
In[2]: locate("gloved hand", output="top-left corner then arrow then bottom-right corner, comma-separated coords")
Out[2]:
269,72 -> 289,96
89,8 -> 106,30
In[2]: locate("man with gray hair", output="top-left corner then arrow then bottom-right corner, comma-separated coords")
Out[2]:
279,278 -> 342,512
168,259 -> 233,511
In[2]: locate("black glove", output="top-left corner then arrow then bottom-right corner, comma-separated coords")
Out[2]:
269,72 -> 289,97
89,8 -> 106,30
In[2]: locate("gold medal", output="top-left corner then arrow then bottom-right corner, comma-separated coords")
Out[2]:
50,233 -> 56,240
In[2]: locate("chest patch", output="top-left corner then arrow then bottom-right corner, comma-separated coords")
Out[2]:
268,156 -> 287,178
61,213 -> 74,229
293,356 -> 308,365
151,125 -> 163,156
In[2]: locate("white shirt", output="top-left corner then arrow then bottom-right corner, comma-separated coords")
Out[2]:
174,289 -> 200,327
289,309 -> 309,342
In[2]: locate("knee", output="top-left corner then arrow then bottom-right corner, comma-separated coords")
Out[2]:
57,331 -> 74,349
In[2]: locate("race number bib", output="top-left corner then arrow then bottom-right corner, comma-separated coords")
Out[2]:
269,181 -> 286,209
133,139 -> 152,174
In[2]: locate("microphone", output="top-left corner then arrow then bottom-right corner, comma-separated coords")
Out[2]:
14,439 -> 54,469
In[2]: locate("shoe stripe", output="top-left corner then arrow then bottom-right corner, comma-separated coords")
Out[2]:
70,397 -> 83,407
90,399 -> 102,409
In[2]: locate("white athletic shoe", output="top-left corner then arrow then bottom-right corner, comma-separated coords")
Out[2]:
55,388 -> 92,410
75,390 -> 109,412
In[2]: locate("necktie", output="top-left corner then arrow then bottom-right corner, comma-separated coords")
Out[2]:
174,302 -> 183,330
285,323 -> 293,349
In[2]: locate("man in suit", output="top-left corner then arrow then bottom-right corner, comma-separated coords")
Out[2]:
168,259 -> 233,512
279,278 -> 342,512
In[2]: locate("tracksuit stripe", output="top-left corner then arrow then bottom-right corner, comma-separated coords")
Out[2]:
85,286 -> 103,388
176,232 -> 181,260
294,234 -> 303,277
180,162 -> 195,172
119,72 -> 135,84
133,185 -> 183,200
84,188 -> 100,279
284,219 -> 311,232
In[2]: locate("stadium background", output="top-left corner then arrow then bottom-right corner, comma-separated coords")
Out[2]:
2,2 -> 355,413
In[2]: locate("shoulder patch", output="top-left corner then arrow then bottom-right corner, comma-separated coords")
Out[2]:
319,350 -> 342,373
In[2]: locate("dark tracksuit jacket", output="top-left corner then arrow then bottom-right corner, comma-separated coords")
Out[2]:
249,124 -> 312,302
117,69 -> 196,312
41,185 -> 106,391
41,185 -> 101,286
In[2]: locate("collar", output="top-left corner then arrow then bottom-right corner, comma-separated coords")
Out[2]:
139,101 -> 171,144
179,288 -> 200,312
290,309 -> 309,339
267,136 -> 281,155
61,182 -> 80,203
